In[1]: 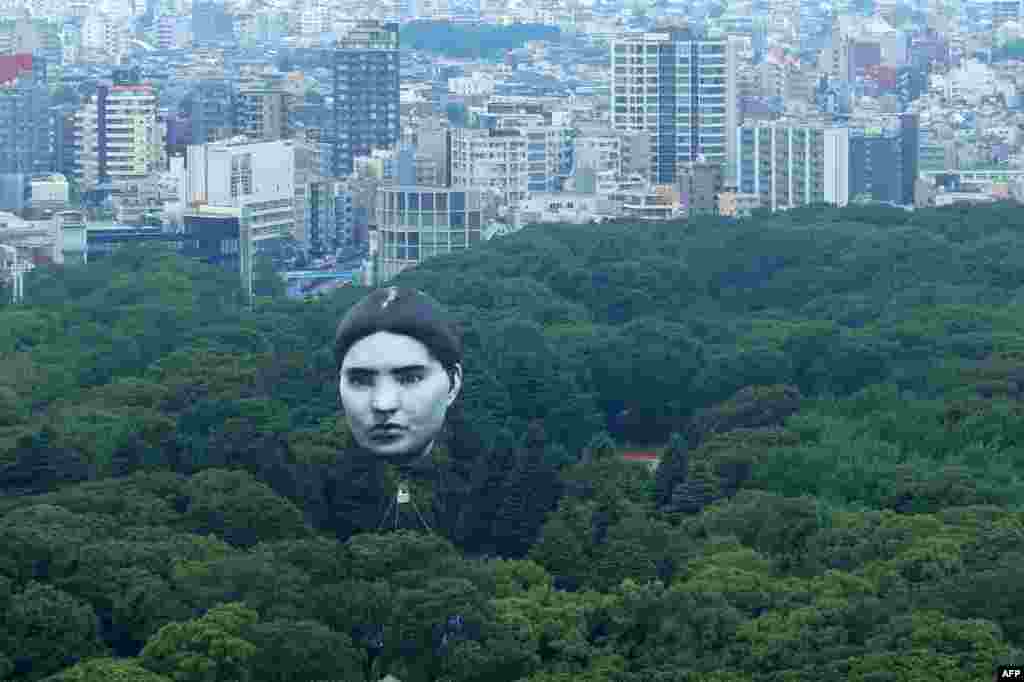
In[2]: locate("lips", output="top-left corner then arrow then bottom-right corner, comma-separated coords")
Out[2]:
371,425 -> 405,435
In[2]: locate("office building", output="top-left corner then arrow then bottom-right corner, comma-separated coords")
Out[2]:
184,138 -> 299,294
610,27 -> 742,185
848,113 -> 917,206
0,60 -> 51,180
184,137 -> 296,245
373,186 -> 483,283
736,122 -> 851,210
327,21 -> 400,177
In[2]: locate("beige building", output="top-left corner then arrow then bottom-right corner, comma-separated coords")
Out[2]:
718,189 -> 761,217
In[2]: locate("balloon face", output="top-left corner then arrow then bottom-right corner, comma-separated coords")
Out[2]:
339,331 -> 462,459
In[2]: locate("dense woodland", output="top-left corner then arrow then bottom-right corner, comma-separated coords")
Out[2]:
1,202 -> 1023,680
398,21 -> 561,59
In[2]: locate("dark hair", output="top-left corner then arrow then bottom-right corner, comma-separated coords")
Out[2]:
334,287 -> 463,387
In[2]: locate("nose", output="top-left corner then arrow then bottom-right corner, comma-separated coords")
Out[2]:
370,378 -> 400,412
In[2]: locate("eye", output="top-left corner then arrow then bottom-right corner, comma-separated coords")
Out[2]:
347,373 -> 373,387
398,373 -> 424,386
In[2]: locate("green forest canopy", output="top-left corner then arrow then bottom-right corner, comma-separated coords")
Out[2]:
0,202 -> 1022,681
399,21 -> 561,59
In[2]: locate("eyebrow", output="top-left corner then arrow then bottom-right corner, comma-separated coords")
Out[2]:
344,365 -> 428,374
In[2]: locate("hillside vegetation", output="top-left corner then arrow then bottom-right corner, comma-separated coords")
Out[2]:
0,202 -> 1022,681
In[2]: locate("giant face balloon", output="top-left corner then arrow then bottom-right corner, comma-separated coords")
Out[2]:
334,287 -> 463,461
339,330 -> 462,459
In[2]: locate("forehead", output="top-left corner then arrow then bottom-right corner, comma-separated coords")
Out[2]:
342,331 -> 437,369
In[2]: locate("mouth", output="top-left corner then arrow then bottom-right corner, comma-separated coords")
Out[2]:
370,426 -> 406,439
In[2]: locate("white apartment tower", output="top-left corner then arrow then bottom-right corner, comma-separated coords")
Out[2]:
74,83 -> 163,193
611,27 -> 742,185
736,122 -> 850,210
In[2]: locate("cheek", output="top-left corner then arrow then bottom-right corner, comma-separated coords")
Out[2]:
410,381 -> 452,414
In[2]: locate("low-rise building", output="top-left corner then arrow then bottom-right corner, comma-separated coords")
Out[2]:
717,188 -> 761,217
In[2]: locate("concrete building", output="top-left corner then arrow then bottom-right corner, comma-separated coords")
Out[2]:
450,127 -> 529,205
717,188 -> 761,217
611,27 -> 742,184
0,59 -> 51,183
677,159 -> 723,216
469,100 -> 575,193
234,82 -> 290,142
327,21 -> 400,178
514,192 -> 620,226
291,139 -> 320,251
573,130 -> 621,194
30,173 -> 69,213
188,79 -> 235,145
54,209 -> 86,264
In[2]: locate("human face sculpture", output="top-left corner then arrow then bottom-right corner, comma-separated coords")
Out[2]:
339,331 -> 462,459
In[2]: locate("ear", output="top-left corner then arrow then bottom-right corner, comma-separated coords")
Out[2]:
446,363 -> 463,407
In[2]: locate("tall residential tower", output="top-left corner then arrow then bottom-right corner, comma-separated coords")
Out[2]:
610,27 -> 742,185
327,21 -> 400,178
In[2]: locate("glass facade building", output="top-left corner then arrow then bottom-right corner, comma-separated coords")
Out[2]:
374,186 -> 482,283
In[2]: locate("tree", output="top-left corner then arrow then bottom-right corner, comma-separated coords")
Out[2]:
178,468 -> 311,548
42,658 -> 174,682
580,431 -> 616,465
654,432 -> 689,508
0,581 -> 107,679
139,602 -> 260,682
669,461 -> 719,515
242,619 -> 362,682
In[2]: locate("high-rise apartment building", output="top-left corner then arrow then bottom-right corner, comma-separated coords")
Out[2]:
610,27 -> 742,185
74,81 -> 163,193
736,122 -> 851,210
327,21 -> 400,178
